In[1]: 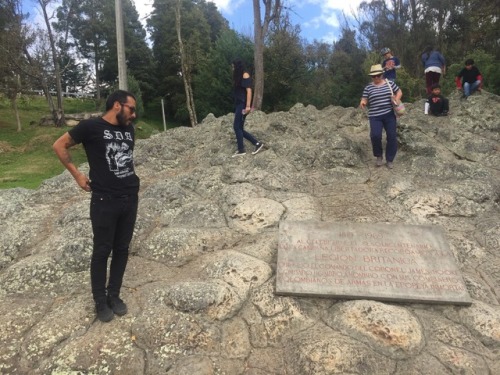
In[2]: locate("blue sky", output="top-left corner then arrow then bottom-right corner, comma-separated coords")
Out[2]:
134,0 -> 365,43
26,0 -> 365,44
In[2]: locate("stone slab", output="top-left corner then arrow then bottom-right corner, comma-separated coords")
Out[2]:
276,221 -> 472,305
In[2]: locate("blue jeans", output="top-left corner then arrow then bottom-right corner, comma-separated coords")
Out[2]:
369,111 -> 398,162
90,193 -> 138,302
233,103 -> 258,152
463,80 -> 480,97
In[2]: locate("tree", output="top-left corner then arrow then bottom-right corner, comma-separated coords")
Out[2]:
57,0 -> 110,101
100,0 -> 155,102
252,0 -> 282,110
57,0 -> 154,104
0,0 -> 31,132
264,13 -> 306,111
148,0 -> 226,122
300,41 -> 336,109
175,0 -> 197,126
194,29 -> 253,119
37,0 -> 66,126
329,28 -> 367,108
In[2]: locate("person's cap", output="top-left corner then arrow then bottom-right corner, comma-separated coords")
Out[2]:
380,47 -> 391,55
368,64 -> 384,76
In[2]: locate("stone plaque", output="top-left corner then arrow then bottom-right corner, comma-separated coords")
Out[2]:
276,221 -> 472,305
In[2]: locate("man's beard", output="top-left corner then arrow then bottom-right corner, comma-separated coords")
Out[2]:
116,109 -> 130,126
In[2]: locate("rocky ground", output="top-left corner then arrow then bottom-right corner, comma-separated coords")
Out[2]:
0,91 -> 499,374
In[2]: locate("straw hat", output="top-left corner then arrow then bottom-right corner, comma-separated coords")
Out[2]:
368,64 -> 384,76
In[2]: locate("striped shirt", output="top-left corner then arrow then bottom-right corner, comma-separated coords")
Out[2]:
362,81 -> 400,117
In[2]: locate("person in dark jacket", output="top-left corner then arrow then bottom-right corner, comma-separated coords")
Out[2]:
425,84 -> 449,116
455,59 -> 482,99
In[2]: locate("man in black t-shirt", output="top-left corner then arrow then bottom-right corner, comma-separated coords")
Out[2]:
455,59 -> 482,99
53,90 -> 139,322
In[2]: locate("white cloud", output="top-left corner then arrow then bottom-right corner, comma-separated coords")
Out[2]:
210,0 -> 236,14
133,0 -> 153,24
324,0 -> 364,13
290,0 -> 365,40
298,0 -> 364,14
133,0 -> 240,20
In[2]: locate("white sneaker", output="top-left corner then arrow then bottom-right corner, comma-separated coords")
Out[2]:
376,157 -> 383,167
232,151 -> 246,157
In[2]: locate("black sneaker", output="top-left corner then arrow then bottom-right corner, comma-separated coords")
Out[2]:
252,142 -> 264,155
95,300 -> 114,322
107,296 -> 128,316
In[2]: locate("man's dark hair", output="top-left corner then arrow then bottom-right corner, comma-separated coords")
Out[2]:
105,90 -> 136,111
431,83 -> 441,90
465,59 -> 474,66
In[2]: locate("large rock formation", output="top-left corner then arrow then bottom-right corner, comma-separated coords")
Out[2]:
1,91 -> 499,374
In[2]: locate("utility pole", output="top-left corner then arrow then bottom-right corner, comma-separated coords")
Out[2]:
115,0 -> 128,90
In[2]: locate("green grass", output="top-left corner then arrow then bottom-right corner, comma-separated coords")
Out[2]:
0,95 -> 175,190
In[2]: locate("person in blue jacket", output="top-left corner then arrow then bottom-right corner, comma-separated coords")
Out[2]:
421,46 -> 446,95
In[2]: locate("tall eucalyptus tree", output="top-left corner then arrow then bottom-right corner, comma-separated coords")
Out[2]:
252,0 -> 282,110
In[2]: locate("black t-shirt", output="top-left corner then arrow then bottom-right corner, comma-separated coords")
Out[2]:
233,75 -> 252,105
457,66 -> 481,84
68,117 -> 140,196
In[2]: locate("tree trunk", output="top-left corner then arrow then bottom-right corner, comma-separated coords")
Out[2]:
12,95 -> 22,132
252,0 -> 281,111
39,0 -> 65,127
115,0 -> 128,91
22,45 -> 56,115
94,56 -> 101,103
41,81 -> 55,113
175,0 -> 197,127
252,0 -> 264,111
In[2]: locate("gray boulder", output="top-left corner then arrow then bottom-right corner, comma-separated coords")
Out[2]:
0,91 -> 499,374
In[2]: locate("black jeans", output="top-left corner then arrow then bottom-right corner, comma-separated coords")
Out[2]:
233,102 -> 258,152
90,193 -> 138,302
